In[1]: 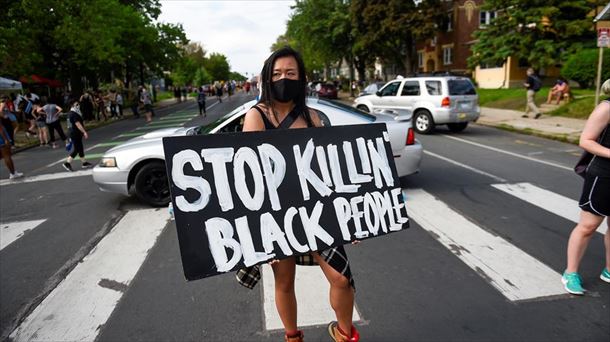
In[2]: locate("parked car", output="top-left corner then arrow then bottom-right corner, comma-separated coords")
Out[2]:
353,76 -> 480,134
359,82 -> 386,97
93,98 -> 423,206
317,83 -> 338,99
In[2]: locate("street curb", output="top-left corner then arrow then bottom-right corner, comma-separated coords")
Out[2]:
12,99 -> 193,154
475,121 -> 580,145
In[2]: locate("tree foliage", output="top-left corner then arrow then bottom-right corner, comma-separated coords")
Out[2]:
468,0 -> 597,70
561,48 -> 610,88
0,0 -> 186,94
205,53 -> 231,82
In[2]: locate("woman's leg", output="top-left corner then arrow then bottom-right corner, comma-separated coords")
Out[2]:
312,253 -> 354,336
271,257 -> 298,333
0,145 -> 15,173
566,210 -> 605,273
605,220 -> 610,272
48,123 -> 56,144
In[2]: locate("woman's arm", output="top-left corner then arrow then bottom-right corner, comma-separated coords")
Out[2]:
242,108 -> 266,132
75,121 -> 88,139
580,101 -> 610,159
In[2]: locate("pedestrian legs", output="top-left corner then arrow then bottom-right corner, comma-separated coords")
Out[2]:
526,89 -> 540,117
566,210 -> 605,273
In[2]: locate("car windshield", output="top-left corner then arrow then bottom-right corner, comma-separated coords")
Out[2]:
448,79 -> 477,95
197,104 -> 246,134
316,99 -> 376,122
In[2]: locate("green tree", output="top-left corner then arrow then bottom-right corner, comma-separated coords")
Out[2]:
561,48 -> 610,88
469,0 -> 596,71
205,53 -> 231,81
351,0 -> 443,75
229,71 -> 247,81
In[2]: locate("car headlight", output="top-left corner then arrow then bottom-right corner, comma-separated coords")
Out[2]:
99,157 -> 117,168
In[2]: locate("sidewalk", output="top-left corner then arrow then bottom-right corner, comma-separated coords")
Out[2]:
337,90 -> 585,145
477,107 -> 584,144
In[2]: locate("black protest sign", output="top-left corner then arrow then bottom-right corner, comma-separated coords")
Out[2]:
163,123 -> 409,281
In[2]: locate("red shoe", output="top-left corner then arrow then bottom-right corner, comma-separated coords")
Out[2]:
284,330 -> 304,342
328,321 -> 360,342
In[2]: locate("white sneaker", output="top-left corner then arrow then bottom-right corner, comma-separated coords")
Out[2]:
9,172 -> 24,180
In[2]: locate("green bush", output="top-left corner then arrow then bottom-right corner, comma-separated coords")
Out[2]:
561,49 -> 610,88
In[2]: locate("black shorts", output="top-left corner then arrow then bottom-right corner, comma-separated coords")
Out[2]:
579,174 -> 610,217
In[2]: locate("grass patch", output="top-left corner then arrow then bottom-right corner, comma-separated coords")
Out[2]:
477,87 -> 597,119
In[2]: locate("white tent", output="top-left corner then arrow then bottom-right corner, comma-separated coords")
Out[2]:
0,77 -> 22,91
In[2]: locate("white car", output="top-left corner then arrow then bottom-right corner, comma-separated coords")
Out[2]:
354,76 -> 480,134
93,98 -> 423,206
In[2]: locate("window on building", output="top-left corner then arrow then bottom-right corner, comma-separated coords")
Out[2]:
479,11 -> 496,27
418,51 -> 424,68
443,46 -> 453,65
425,81 -> 442,95
447,12 -> 453,32
401,81 -> 421,96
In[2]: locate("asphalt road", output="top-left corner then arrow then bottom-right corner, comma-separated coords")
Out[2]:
0,92 -> 608,342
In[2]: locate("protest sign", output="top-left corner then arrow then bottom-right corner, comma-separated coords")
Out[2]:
163,123 -> 409,281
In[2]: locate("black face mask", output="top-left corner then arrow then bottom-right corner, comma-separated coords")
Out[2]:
271,79 -> 300,103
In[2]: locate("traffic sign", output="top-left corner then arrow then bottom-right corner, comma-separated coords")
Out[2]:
598,28 -> 610,48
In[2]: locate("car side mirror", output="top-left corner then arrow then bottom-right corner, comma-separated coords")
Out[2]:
376,91 -> 382,97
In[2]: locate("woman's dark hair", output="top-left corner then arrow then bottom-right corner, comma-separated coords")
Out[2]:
259,46 -> 312,126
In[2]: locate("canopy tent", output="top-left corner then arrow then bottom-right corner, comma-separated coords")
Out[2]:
0,77 -> 23,91
19,74 -> 63,88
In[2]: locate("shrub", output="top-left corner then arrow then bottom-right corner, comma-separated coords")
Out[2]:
561,49 -> 610,88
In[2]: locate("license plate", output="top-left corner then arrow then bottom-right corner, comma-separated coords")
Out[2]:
459,102 -> 471,110
458,113 -> 467,119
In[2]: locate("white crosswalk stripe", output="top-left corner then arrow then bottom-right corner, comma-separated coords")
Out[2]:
8,181 -> 592,340
492,182 -> 607,235
9,208 -> 168,342
0,219 -> 46,251
404,188 -> 566,302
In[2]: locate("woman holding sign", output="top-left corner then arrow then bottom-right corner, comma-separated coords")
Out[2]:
238,47 -> 359,342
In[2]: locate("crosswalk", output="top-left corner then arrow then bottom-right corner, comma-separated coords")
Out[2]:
2,180 -> 603,340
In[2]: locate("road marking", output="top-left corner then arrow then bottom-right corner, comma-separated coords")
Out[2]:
442,135 -> 572,171
405,188 -> 566,301
9,208 -> 168,342
152,118 -> 193,124
135,123 -> 184,130
492,182 -> 607,235
0,170 -> 93,187
94,141 -> 128,147
262,264 -> 361,330
45,153 -> 105,168
0,219 -> 46,251
160,115 -> 197,121
117,132 -> 145,138
424,151 -> 507,183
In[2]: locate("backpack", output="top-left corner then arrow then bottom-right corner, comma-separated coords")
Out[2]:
531,76 -> 542,92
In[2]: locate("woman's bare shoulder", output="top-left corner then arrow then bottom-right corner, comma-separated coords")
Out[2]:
243,106 -> 266,132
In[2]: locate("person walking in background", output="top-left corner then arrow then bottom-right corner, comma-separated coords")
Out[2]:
79,90 -> 95,121
63,99 -> 91,171
523,68 -> 542,119
0,95 -> 17,146
562,78 -> 610,295
0,106 -> 23,180
94,91 -> 108,121
130,87 -> 140,119
108,89 -> 118,119
32,101 -> 49,146
38,98 -> 68,148
20,94 -> 37,137
116,91 -> 124,118
140,86 -> 154,123
197,86 -> 206,116
215,81 -> 223,103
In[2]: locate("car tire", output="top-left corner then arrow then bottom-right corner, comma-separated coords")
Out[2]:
447,122 -> 468,133
134,161 -> 171,207
356,105 -> 370,112
413,110 -> 434,134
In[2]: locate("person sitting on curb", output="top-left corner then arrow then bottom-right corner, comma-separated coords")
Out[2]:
547,77 -> 570,105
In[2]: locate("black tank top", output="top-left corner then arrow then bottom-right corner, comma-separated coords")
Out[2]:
588,98 -> 610,177
250,105 -> 313,129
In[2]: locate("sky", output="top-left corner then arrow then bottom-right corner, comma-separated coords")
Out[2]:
158,0 -> 295,78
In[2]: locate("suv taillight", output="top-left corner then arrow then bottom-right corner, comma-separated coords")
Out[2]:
406,128 -> 415,146
441,97 -> 451,107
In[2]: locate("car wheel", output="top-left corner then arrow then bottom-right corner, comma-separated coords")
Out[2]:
134,161 -> 170,207
357,105 -> 370,112
447,122 -> 468,133
413,110 -> 434,134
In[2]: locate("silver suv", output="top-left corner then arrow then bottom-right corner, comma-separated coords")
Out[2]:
353,76 -> 480,134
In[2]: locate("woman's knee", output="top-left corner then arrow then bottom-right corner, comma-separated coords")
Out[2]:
329,273 -> 351,289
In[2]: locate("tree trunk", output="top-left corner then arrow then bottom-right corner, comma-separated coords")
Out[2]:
69,63 -> 84,96
139,62 -> 145,86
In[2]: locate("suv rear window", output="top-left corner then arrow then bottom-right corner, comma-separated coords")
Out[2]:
448,79 -> 476,95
